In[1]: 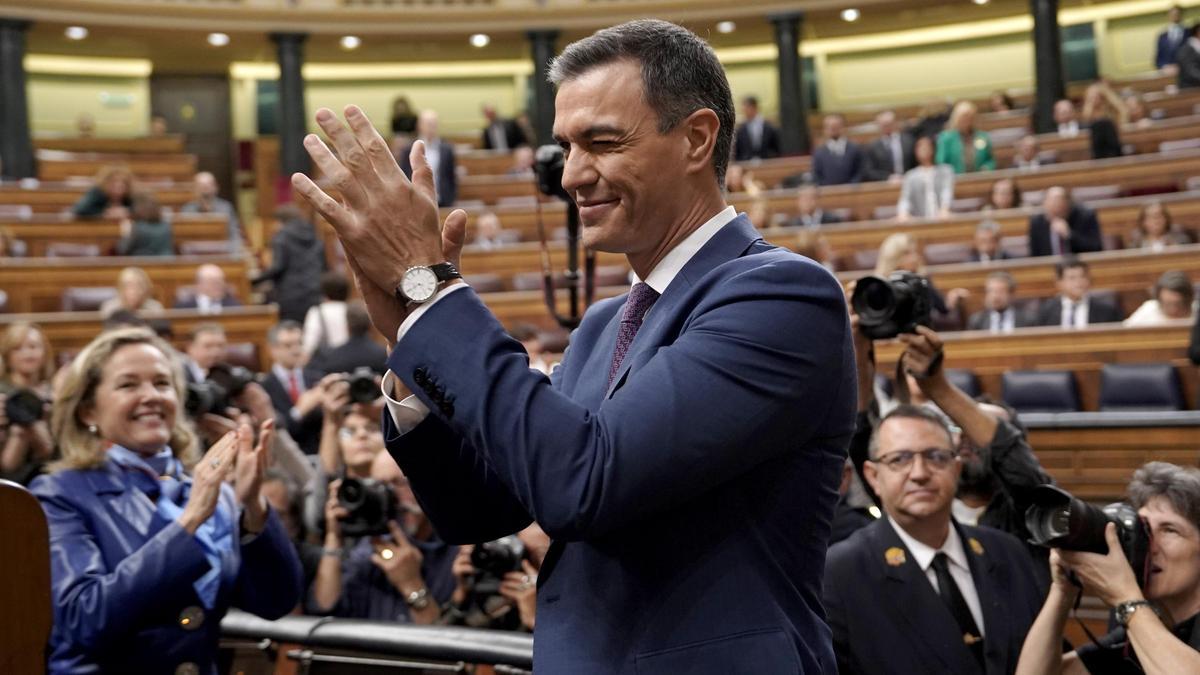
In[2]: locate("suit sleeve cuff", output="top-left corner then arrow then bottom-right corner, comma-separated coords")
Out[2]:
381,370 -> 432,434
395,282 -> 470,342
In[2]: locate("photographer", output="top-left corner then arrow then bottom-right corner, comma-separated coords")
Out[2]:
445,524 -> 550,631
1017,462 -> 1200,674
0,322 -> 56,484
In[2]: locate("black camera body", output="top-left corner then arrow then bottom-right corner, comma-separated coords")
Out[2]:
4,388 -> 47,426
470,535 -> 527,594
851,271 -> 933,340
533,144 -> 568,201
1025,485 -> 1152,585
346,367 -> 380,405
337,477 -> 400,538
184,363 -> 255,417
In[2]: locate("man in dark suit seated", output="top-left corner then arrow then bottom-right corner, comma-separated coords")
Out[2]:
1034,256 -> 1124,328
862,111 -> 914,182
173,263 -> 243,314
824,403 -> 1044,675
259,320 -> 325,454
480,104 -> 528,151
813,113 -> 863,186
399,110 -> 457,207
788,185 -> 843,228
967,271 -> 1030,333
1027,186 -> 1103,257
733,95 -> 781,161
311,303 -> 389,376
969,220 -> 1014,263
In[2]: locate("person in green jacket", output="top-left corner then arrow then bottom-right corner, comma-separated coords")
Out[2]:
116,192 -> 174,256
935,101 -> 995,174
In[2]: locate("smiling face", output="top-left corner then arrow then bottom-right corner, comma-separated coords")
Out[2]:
865,416 -> 961,527
7,328 -> 47,382
553,59 -> 694,254
81,343 -> 178,455
1141,497 -> 1200,605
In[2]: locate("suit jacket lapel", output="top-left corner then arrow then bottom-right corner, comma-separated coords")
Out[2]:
871,519 -> 980,674
87,462 -> 161,539
959,524 -> 1007,675
604,215 -> 763,399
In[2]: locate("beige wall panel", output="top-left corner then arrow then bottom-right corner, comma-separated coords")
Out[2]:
28,73 -> 150,136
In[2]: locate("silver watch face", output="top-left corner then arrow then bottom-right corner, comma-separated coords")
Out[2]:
401,266 -> 439,303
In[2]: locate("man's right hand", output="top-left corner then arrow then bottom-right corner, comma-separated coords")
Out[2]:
324,479 -> 348,546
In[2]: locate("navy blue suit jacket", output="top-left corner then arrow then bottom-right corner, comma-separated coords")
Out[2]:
31,461 -> 302,674
824,517 -> 1044,675
1158,28 -> 1187,69
812,142 -> 864,185
384,215 -> 856,673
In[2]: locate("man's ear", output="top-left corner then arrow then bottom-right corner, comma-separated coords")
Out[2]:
863,461 -> 881,497
680,108 -> 720,178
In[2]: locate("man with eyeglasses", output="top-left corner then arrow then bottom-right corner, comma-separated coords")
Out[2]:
823,404 -> 1045,675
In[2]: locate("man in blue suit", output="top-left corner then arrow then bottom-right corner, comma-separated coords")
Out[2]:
292,19 -> 856,673
1157,6 -> 1187,70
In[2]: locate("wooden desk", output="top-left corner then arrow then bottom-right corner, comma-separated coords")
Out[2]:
0,256 -> 251,314
0,182 -> 195,213
35,150 -> 198,183
0,306 -> 279,371
34,135 -> 187,155
3,214 -> 230,257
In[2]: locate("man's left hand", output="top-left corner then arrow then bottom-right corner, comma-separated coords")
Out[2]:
898,325 -> 945,381
1059,522 -> 1144,608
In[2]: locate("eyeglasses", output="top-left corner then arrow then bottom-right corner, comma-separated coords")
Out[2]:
873,448 -> 960,472
339,424 -> 380,438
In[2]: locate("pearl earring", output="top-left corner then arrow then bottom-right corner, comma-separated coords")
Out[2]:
87,424 -> 98,434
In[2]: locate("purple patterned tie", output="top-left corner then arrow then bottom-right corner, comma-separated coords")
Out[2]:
608,282 -> 660,386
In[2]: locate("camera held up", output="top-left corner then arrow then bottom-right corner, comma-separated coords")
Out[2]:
1024,485 -> 1152,586
5,388 -> 48,426
184,363 -> 255,417
337,476 -> 400,538
851,271 -> 933,340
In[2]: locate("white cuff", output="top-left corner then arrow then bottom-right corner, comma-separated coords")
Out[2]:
381,370 -> 432,434
395,282 -> 470,343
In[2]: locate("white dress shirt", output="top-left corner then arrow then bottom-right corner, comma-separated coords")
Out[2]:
987,307 -> 1016,334
196,294 -> 222,315
383,205 -> 740,433
826,137 -> 848,156
888,518 -> 986,637
1057,121 -> 1080,138
1060,296 -> 1090,329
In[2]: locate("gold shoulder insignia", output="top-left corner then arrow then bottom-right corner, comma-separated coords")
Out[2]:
885,546 -> 907,567
969,538 -> 985,556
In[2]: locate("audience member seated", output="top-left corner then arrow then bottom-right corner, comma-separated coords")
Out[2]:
733,95 -> 781,161
789,185 -> 842,227
75,112 -> 96,138
936,101 -> 995,174
794,229 -> 837,273
988,90 -> 1015,113
473,211 -> 508,250
398,110 -> 457,207
1125,270 -> 1196,326
1157,5 -> 1188,71
1034,256 -> 1124,328
1129,200 -> 1194,251
508,145 -> 536,177
969,220 -> 1013,263
181,171 -> 243,251
986,177 -> 1022,211
148,114 -> 169,138
261,320 -> 326,455
445,523 -> 548,631
310,450 -> 456,624
72,165 -> 134,219
1054,99 -> 1081,138
303,272 -> 351,363
967,271 -> 1031,333
1013,135 -> 1050,171
1016,462 -> 1200,675
30,327 -> 301,673
1028,186 -> 1103,256
1081,82 -> 1126,160
897,136 -> 954,221
0,322 -> 55,485
1179,22 -> 1200,88
723,163 -> 764,196
863,110 -> 914,182
99,266 -> 165,318
824,404 -> 1043,675
311,303 -> 389,377
813,113 -> 863,185
0,226 -> 24,257
181,322 -> 228,384
1124,93 -> 1155,128
480,103 -> 528,151
174,263 -> 242,314
115,192 -> 173,257
254,205 -> 325,323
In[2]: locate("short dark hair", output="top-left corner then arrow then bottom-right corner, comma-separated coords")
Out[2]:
742,95 -> 759,107
1129,462 -> 1200,534
346,301 -> 371,337
267,320 -> 303,345
1155,270 -> 1194,305
188,322 -> 225,343
548,19 -> 735,186
1055,255 -> 1089,279
869,404 -> 955,459
320,272 -> 350,302
985,270 -> 1016,291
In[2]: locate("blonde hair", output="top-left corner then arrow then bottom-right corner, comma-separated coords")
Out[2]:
117,266 -> 153,294
50,327 -> 197,472
875,233 -> 920,276
0,322 -> 55,386
948,101 -> 978,134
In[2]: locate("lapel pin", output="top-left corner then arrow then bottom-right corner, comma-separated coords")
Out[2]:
969,538 -> 985,556
885,546 -> 907,567
963,633 -> 982,646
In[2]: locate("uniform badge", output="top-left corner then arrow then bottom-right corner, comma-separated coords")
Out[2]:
974,137 -> 986,150
963,633 -> 982,645
969,538 -> 985,556
885,546 -> 907,567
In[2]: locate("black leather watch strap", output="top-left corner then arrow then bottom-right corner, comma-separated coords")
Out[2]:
430,262 -> 462,283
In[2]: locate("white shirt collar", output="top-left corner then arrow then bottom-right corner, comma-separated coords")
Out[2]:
633,205 -> 738,295
888,516 -> 971,574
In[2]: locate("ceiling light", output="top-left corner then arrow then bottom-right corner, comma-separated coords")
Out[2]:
716,21 -> 736,34
841,8 -> 860,22
340,35 -> 362,50
207,32 -> 230,47
972,0 -> 989,5
469,33 -> 490,48
64,26 -> 88,41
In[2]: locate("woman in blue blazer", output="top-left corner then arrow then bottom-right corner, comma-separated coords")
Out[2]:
30,327 -> 302,674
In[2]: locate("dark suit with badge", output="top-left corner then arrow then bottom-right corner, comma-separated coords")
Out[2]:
824,517 -> 1043,675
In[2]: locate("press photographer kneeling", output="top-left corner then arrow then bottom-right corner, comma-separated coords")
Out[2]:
1016,463 -> 1200,674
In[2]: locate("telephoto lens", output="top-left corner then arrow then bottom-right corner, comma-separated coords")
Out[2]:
850,271 -> 933,340
1024,485 -> 1152,584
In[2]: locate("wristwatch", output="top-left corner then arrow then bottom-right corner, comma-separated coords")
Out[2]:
395,262 -> 462,306
405,586 -> 431,610
1114,599 -> 1153,626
